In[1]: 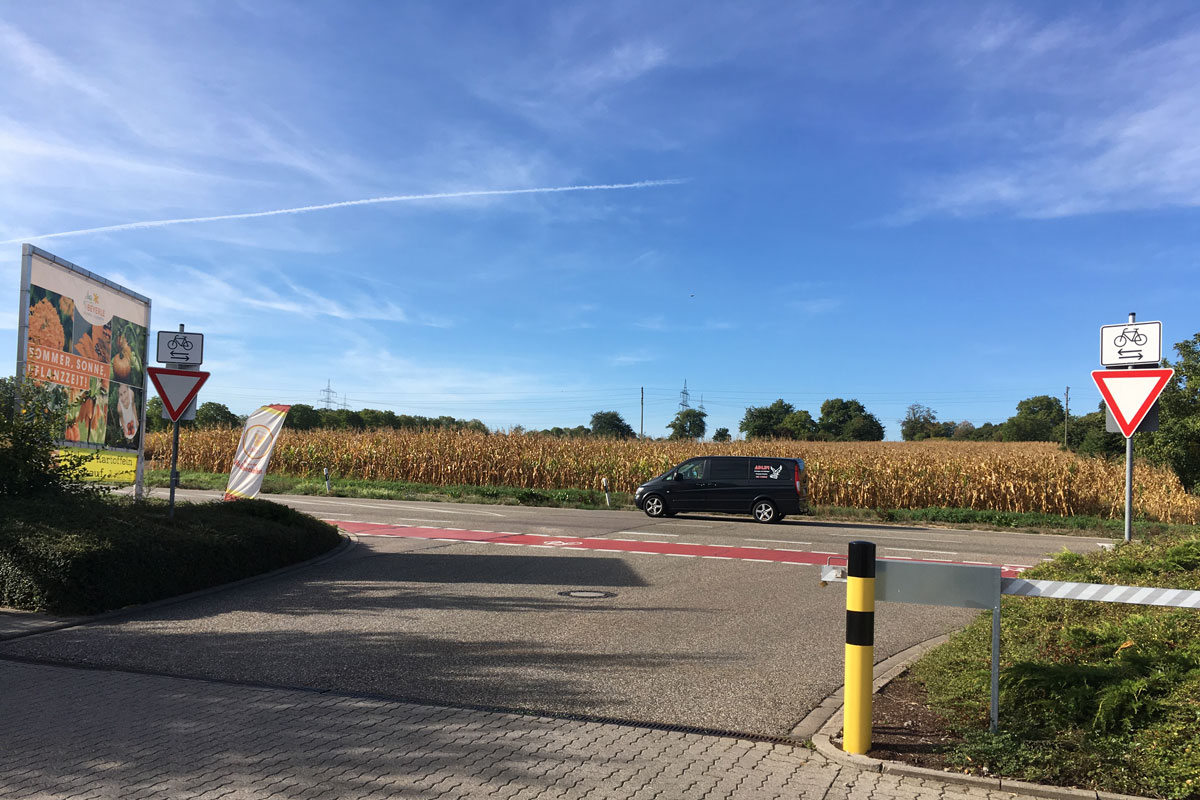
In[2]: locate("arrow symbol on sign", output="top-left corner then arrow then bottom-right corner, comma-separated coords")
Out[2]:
1117,349 -> 1143,359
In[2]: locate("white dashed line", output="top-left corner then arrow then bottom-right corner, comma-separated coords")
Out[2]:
827,533 -> 963,544
884,547 -> 958,555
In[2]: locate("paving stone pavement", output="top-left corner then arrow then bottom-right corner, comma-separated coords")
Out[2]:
2,659 -> 1043,800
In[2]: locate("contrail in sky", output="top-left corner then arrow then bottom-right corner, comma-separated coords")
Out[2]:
2,179 -> 688,244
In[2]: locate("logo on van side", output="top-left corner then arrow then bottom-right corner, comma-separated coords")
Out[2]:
753,464 -> 783,479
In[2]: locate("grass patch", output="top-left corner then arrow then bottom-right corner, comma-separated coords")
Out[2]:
147,470 -> 631,511
815,505 -> 1194,538
147,470 -> 1176,537
0,493 -> 341,616
909,530 -> 1200,798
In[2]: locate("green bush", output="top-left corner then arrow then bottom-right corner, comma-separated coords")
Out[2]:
0,494 -> 341,615
0,376 -> 98,498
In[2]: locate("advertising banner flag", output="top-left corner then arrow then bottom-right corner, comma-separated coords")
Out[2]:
224,405 -> 291,501
16,245 -> 151,484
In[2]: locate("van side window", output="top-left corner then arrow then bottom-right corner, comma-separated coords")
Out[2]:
676,459 -> 706,480
709,457 -> 747,480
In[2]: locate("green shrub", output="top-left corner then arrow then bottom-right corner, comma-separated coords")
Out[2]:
0,376 -> 99,498
0,494 -> 341,615
912,530 -> 1200,798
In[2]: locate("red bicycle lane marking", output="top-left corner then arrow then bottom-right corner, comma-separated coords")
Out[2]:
327,520 -> 1024,577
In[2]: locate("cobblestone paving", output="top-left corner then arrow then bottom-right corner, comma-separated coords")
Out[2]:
0,660 -> 1031,800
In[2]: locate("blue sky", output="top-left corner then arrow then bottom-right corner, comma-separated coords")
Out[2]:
3,1 -> 1198,439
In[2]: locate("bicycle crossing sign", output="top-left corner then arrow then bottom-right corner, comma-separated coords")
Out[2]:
157,330 -> 204,365
1100,320 -> 1160,367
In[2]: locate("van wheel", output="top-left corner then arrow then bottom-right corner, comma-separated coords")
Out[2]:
752,500 -> 779,523
643,494 -> 667,518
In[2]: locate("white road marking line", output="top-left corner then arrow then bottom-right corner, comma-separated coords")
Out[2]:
814,551 -> 839,555
664,553 -> 695,557
747,539 -> 812,545
827,532 -> 963,543
669,523 -> 713,528
744,558 -> 772,563
701,556 -> 733,560
963,561 -> 991,565
883,547 -> 958,555
288,497 -> 507,517
613,531 -> 679,537
395,505 -> 507,517
323,517 -> 447,525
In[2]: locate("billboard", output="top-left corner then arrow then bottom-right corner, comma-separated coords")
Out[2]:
16,245 -> 151,483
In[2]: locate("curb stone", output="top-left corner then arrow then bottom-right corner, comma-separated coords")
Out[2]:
799,636 -> 1154,800
0,533 -> 357,642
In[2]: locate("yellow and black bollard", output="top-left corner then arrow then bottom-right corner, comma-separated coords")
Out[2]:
843,540 -> 875,754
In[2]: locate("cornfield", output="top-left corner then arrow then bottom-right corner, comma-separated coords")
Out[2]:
145,430 -> 1200,524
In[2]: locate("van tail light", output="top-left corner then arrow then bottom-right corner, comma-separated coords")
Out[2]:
794,463 -> 801,496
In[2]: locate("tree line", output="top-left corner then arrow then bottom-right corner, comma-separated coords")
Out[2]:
900,331 -> 1199,493
144,399 -> 488,435
533,397 -> 886,443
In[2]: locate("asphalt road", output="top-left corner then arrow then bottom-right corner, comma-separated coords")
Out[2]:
1,491 -> 1113,738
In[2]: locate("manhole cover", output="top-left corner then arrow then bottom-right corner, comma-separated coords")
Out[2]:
558,590 -> 617,599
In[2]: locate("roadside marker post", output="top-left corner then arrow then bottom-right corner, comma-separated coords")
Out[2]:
843,541 -> 876,755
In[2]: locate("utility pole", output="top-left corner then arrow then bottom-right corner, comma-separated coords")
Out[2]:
679,380 -> 691,411
640,387 -> 644,439
1064,386 -> 1069,449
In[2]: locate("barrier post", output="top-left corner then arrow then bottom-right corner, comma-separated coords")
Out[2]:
844,540 -> 876,754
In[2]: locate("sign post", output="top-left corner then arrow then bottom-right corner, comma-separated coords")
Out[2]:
147,362 -> 209,520
1094,313 -> 1173,543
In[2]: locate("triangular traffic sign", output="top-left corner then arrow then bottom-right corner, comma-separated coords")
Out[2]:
1091,369 -> 1174,438
147,367 -> 210,422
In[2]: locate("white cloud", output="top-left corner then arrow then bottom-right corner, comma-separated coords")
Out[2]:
608,350 -> 655,366
794,298 -> 841,314
899,15 -> 1200,220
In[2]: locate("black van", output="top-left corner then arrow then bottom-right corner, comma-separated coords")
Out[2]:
633,456 -> 807,523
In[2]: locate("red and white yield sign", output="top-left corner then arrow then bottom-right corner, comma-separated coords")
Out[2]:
1091,369 -> 1174,438
147,367 -> 210,422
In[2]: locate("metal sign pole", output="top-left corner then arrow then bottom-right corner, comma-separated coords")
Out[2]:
169,419 -> 181,520
1124,436 -> 1133,544
991,605 -> 1000,732
1124,311 -> 1135,545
